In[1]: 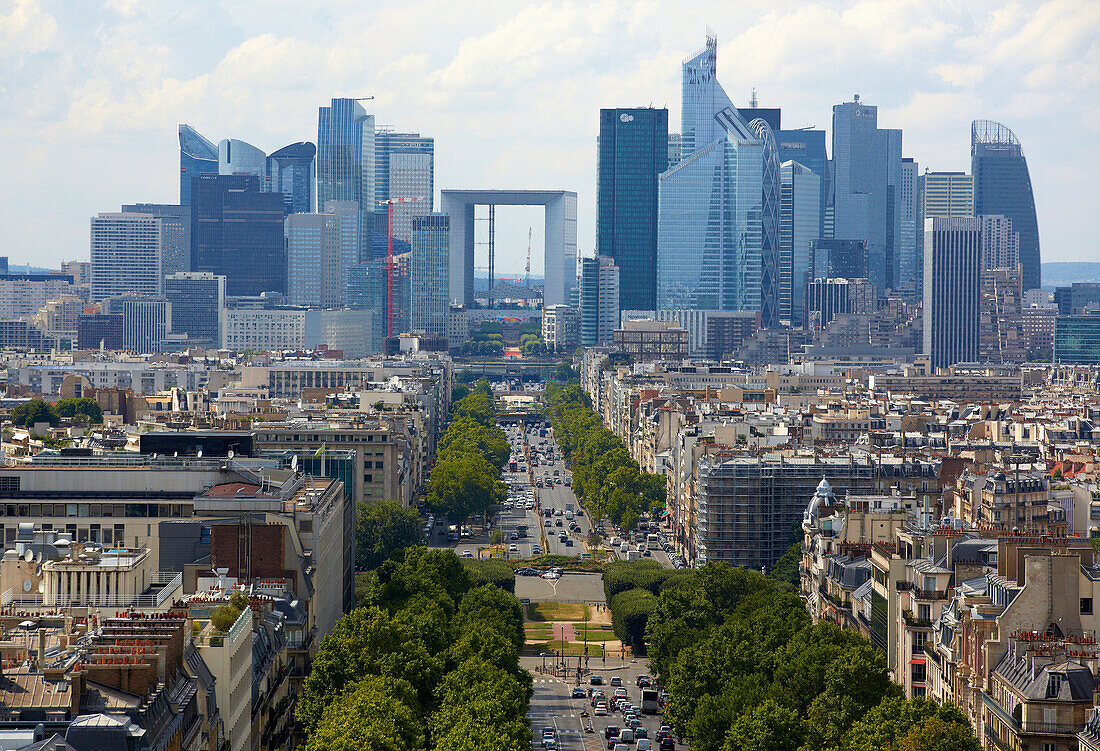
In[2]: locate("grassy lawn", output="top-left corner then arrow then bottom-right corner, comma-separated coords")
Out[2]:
544,640 -> 604,657
574,627 -> 618,642
526,602 -> 590,622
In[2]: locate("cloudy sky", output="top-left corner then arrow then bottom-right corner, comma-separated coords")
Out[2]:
1,0 -> 1097,275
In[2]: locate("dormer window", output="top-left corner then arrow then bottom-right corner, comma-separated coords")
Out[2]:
1046,674 -> 1062,698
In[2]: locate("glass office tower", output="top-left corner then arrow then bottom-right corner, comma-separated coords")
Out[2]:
409,214 -> 450,335
267,142 -> 317,215
178,124 -> 218,206
597,107 -> 668,311
657,35 -> 762,314
972,120 -> 1041,290
780,161 -> 822,327
749,118 -> 781,328
191,174 -> 286,296
317,98 -> 375,209
831,97 -> 903,293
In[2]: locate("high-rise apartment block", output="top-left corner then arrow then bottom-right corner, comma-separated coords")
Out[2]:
923,217 -> 981,369
597,107 -> 668,311
409,213 -> 450,336
580,256 -> 619,346
89,213 -> 166,301
972,120 -> 1041,290
541,304 -> 580,352
191,174 -> 286,296
164,272 -> 225,347
779,161 -> 821,327
831,96 -> 903,293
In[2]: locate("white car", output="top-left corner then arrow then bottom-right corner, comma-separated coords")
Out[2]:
508,544 -> 519,552
540,571 -> 561,580
460,550 -> 473,558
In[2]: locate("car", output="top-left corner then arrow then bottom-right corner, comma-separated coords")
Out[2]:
634,727 -> 648,740
604,726 -> 620,741
618,730 -> 635,745
508,544 -> 518,552
542,728 -> 556,739
593,703 -> 607,716
555,519 -> 563,527
637,741 -> 652,751
590,675 -> 604,685
509,531 -> 518,540
540,571 -> 561,580
572,686 -> 587,699
565,538 -> 574,547
542,738 -> 556,750
613,745 -> 629,751
636,675 -> 651,687
532,545 -> 542,554
460,550 -> 473,558
606,738 -> 619,750
545,520 -> 553,527
659,740 -> 675,751
559,534 -> 568,543
613,688 -> 627,699
591,691 -> 606,707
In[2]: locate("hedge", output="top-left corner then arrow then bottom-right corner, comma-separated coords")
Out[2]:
461,559 -> 516,593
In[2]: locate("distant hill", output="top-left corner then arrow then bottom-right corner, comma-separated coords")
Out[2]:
1043,262 -> 1100,287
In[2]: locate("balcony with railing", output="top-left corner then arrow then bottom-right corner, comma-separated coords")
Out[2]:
1,571 -> 182,611
896,580 -> 948,600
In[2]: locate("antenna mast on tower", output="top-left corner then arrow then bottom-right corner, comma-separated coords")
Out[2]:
525,227 -> 532,289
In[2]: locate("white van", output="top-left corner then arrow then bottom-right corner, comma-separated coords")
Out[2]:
620,542 -> 629,554
609,536 -> 622,547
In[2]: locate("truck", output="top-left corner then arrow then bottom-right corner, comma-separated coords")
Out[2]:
641,689 -> 660,714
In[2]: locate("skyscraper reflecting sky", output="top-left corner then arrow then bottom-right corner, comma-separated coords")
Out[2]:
178,124 -> 218,206
972,120 -> 1041,291
317,98 -> 374,210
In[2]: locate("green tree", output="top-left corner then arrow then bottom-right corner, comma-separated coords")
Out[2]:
768,538 -> 801,591
304,676 -> 425,751
297,606 -> 442,730
840,696 -> 977,751
210,603 -> 242,632
355,500 -> 425,570
55,397 -> 103,424
609,587 -> 658,653
452,383 -> 471,402
898,717 -> 982,751
426,450 -> 506,525
720,699 -> 804,751
10,399 -> 57,428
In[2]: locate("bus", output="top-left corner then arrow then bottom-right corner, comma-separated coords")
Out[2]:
641,689 -> 660,714
646,534 -> 660,551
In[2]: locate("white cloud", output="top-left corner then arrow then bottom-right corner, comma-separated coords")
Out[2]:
0,0 -> 1097,268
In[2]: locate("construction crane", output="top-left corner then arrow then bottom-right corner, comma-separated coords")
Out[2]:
525,227 -> 532,289
378,196 -> 426,339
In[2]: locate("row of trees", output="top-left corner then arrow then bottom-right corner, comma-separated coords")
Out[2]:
10,397 -> 103,428
426,384 -> 508,524
543,382 -> 664,530
301,547 -> 530,751
644,563 -> 980,751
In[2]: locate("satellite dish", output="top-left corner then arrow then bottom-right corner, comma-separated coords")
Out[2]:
35,551 -> 42,564
291,455 -> 299,473
34,565 -> 41,577
228,450 -> 235,460
197,450 -> 203,458
37,580 -> 44,594
22,578 -> 32,593
24,549 -> 33,563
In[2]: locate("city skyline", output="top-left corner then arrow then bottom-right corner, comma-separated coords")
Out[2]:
1,1 -> 1094,275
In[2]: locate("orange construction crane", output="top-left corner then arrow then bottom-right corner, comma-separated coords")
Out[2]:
377,196 -> 425,338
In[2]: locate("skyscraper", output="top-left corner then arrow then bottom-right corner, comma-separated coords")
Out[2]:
776,128 -> 828,238
267,142 -> 316,215
120,203 -> 190,275
121,298 -> 170,354
317,98 -> 375,209
972,120 -> 1040,290
810,239 -> 869,281
597,107 -> 668,311
286,201 -> 360,308
178,124 -> 218,206
218,138 -> 268,181
919,171 -> 974,220
191,174 -> 286,296
409,214 -> 450,335
897,158 -> 919,295
657,36 -> 762,314
89,213 -> 166,301
165,272 -> 225,347
923,217 -> 981,369
579,256 -> 619,346
748,118 -> 781,328
779,161 -> 821,327
831,96 -> 903,293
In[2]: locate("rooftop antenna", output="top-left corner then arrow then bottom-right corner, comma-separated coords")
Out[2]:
749,88 -> 758,109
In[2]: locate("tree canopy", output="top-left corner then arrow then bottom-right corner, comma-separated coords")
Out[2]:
355,500 -> 425,571
644,562 -> 978,751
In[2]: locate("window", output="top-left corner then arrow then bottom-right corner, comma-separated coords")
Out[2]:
1083,598 -> 1093,615
911,663 -> 926,684
917,604 -> 931,622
